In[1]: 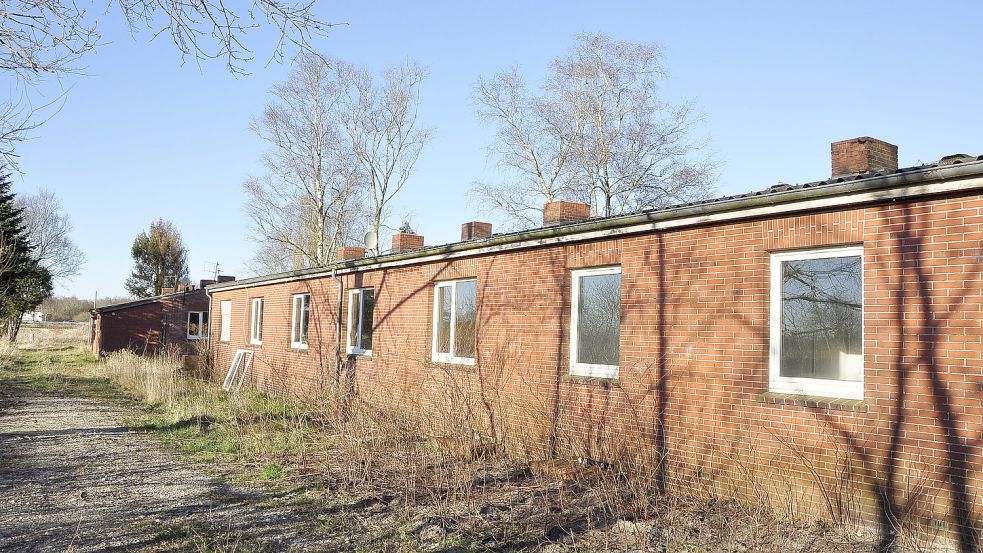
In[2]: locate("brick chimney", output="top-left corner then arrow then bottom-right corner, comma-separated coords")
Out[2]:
543,201 -> 590,226
199,279 -> 216,288
338,246 -> 366,261
161,287 -> 176,294
831,137 -> 898,178
391,232 -> 424,253
216,275 -> 236,283
461,222 -> 492,241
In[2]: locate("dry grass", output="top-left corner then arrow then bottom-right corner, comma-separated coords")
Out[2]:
76,351 -> 900,551
9,328 -> 950,551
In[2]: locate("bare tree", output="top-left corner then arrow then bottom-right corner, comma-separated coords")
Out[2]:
472,67 -> 581,227
0,0 -> 335,166
245,52 -> 366,274
473,32 -> 715,227
17,188 -> 85,281
338,60 -> 432,253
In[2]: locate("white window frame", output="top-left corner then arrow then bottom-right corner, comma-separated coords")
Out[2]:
569,266 -> 622,379
219,300 -> 232,342
290,293 -> 310,350
430,279 -> 477,366
769,245 -> 864,400
347,288 -> 374,356
187,311 -> 207,340
249,297 -> 264,345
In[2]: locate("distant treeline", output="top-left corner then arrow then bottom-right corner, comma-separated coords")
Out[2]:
41,296 -> 133,322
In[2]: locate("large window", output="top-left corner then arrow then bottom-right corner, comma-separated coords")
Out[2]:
187,311 -> 208,340
219,300 -> 231,342
431,279 -> 476,365
770,246 -> 863,399
249,297 -> 264,345
291,294 -> 310,349
570,266 -> 621,378
347,288 -> 374,355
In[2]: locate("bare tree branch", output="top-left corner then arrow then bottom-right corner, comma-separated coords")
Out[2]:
16,187 -> 85,281
472,32 -> 717,228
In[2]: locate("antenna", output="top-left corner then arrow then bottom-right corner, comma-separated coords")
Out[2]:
203,261 -> 221,280
363,231 -> 378,255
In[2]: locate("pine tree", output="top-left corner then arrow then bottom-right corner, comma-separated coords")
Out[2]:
0,169 -> 53,340
125,219 -> 189,298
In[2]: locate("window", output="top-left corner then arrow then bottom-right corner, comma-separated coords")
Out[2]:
347,288 -> 375,355
770,245 -> 864,400
219,300 -> 231,342
249,297 -> 264,345
187,311 -> 208,340
431,279 -> 476,365
570,266 -> 621,378
291,294 -> 311,349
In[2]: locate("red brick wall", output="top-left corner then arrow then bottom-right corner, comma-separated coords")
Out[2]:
93,290 -> 210,356
209,191 -> 983,539
831,137 -> 899,177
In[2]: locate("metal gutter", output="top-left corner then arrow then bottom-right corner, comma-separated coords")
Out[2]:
206,160 -> 983,294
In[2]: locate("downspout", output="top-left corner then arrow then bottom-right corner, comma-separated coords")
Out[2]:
205,287 -> 213,352
332,266 -> 344,388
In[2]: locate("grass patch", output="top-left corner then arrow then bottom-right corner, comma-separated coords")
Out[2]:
260,463 -> 284,481
148,522 -> 271,553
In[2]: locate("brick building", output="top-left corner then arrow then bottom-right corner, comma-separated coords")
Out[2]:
91,277 -> 233,356
206,138 -> 983,546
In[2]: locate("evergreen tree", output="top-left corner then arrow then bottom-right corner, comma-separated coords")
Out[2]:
125,219 -> 189,298
0,169 -> 53,340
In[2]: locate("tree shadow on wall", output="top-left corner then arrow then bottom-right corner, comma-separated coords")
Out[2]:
817,202 -> 982,552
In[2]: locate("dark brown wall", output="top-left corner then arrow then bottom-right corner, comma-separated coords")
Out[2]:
93,290 -> 210,356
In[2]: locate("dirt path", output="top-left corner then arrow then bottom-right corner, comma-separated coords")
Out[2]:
0,395 -> 336,552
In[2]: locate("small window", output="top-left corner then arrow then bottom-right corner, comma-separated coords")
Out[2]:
570,266 -> 621,378
249,297 -> 264,345
219,300 -> 231,342
770,245 -> 863,399
347,288 -> 375,355
291,294 -> 311,349
187,311 -> 208,340
431,279 -> 477,365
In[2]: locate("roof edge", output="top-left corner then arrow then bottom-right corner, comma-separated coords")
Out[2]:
207,159 -> 983,292
91,289 -> 205,314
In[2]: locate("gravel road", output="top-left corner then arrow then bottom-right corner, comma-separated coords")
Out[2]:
0,395 -> 331,552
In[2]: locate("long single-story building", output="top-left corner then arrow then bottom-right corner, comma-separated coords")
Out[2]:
91,277 -> 233,356
206,137 -> 983,547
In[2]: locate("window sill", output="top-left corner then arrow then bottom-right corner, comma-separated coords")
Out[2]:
425,360 -> 477,372
562,374 -> 621,388
759,392 -> 868,413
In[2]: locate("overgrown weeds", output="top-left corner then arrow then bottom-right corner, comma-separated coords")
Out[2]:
2,329 -> 907,551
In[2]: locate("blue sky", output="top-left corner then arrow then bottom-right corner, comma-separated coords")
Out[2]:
8,1 -> 983,298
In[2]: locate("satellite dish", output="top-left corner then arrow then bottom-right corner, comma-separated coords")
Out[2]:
363,231 -> 378,253
179,276 -> 192,286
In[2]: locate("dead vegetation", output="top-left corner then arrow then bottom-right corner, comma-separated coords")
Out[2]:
3,327 -> 953,551
72,352 -> 900,551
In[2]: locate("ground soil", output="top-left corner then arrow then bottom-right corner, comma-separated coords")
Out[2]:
0,394 -> 334,552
